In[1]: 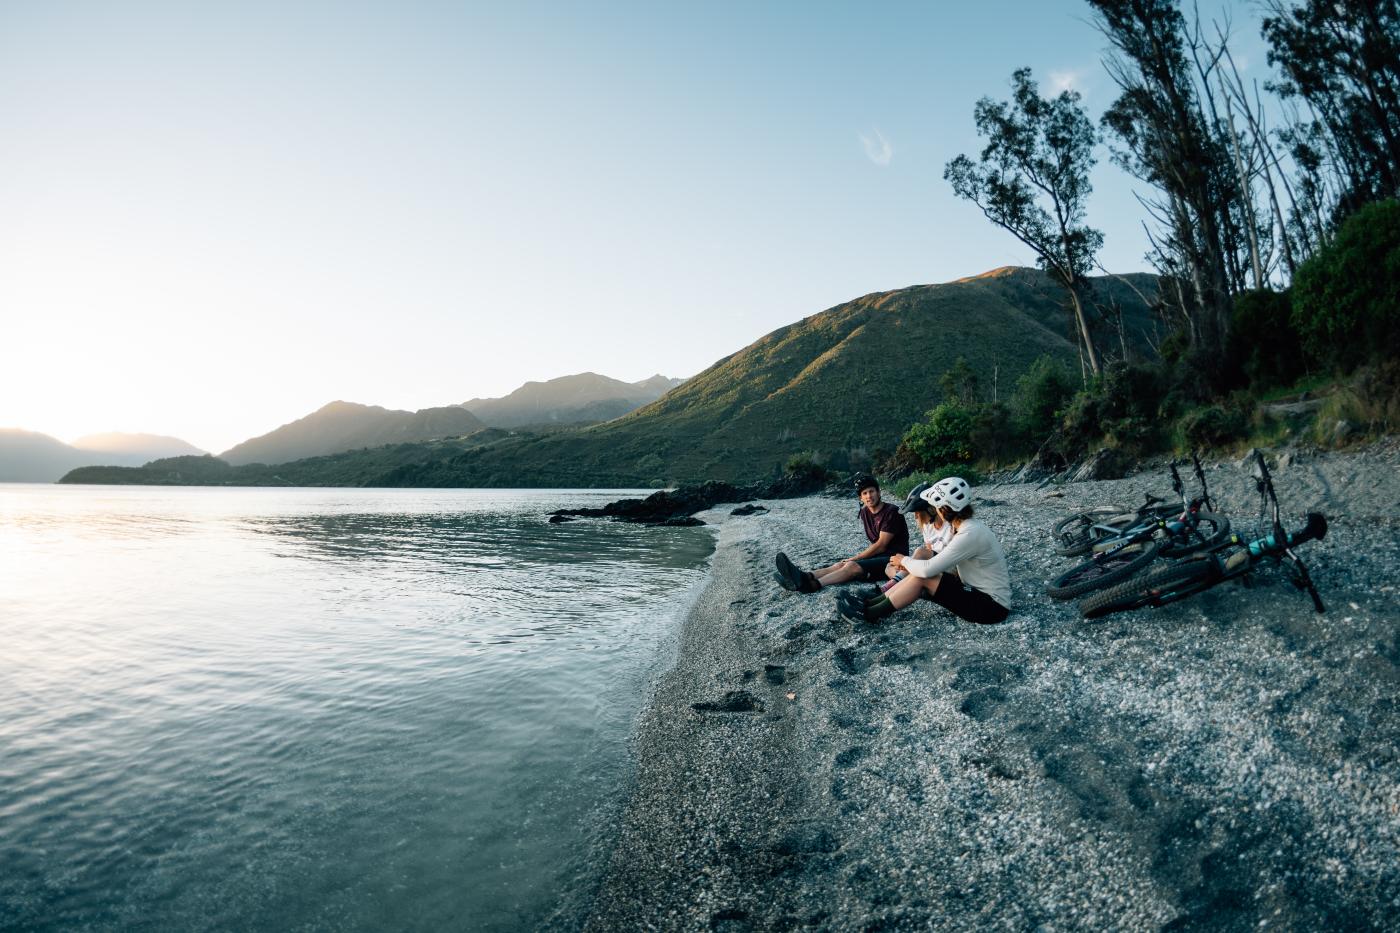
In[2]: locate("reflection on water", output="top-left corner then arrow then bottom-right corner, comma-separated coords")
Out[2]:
0,484 -> 713,931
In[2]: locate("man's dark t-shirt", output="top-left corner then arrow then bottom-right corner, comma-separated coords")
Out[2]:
860,502 -> 910,556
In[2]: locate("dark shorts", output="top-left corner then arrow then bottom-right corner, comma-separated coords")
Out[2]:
852,555 -> 893,582
929,575 -> 1010,625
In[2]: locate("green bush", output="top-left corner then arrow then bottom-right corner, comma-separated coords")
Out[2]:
1177,404 -> 1249,449
889,465 -> 987,501
784,451 -> 829,484
969,401 -> 1020,465
1056,362 -> 1171,457
1228,289 -> 1309,390
1292,199 -> 1400,373
899,402 -> 977,467
1012,355 -> 1076,440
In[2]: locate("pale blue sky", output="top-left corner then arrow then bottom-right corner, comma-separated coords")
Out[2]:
0,0 -> 1267,453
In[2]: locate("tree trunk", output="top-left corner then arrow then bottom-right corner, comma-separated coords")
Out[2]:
1067,280 -> 1102,376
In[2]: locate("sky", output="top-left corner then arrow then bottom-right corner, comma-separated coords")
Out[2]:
0,0 -> 1270,454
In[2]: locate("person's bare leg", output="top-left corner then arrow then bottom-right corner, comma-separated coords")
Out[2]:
816,560 -> 863,587
884,572 -> 941,610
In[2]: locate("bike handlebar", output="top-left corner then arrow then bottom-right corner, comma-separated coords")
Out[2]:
1248,512 -> 1328,557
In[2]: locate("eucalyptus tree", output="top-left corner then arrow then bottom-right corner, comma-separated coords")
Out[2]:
1262,0 -> 1400,211
945,68 -> 1105,376
1087,0 -> 1238,361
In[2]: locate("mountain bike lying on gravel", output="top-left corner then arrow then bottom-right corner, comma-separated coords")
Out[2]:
1050,452 -> 1215,557
1079,450 -> 1328,619
1045,457 -> 1230,600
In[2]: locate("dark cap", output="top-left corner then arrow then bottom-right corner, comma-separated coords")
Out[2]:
854,474 -> 879,493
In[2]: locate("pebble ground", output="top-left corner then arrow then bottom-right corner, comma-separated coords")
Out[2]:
577,442 -> 1400,931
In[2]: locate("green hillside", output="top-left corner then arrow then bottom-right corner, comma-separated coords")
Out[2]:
383,268 -> 1160,486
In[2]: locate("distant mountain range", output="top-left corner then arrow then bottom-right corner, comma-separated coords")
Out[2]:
219,402 -> 487,465
460,372 -> 684,428
61,267 -> 1162,488
0,430 -> 205,482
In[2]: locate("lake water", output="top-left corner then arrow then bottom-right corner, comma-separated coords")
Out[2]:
0,484 -> 714,931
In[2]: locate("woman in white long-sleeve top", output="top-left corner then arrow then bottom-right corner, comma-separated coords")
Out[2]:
837,477 -> 1011,626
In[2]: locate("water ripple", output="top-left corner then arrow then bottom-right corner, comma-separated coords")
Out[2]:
0,484 -> 712,931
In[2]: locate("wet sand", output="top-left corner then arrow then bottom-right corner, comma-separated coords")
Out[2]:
581,444 -> 1400,930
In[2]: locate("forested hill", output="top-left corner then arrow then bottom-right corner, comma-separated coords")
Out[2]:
382,268 -> 1158,486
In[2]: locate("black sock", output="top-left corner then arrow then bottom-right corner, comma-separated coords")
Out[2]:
864,596 -> 896,623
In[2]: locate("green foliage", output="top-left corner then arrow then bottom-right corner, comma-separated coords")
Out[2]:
1176,403 -> 1250,449
1057,362 -> 1172,457
944,68 -> 1103,285
968,402 -> 1019,466
939,357 -> 981,405
783,452 -> 830,484
1308,359 -> 1400,444
1011,355 -> 1076,439
899,402 -> 978,468
1291,199 -> 1400,373
889,466 -> 987,501
1227,289 -> 1309,390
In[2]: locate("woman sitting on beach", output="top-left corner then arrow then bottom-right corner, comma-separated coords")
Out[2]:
838,477 -> 1010,626
880,481 -> 952,592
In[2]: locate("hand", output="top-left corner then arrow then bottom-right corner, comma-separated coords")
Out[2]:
889,554 -> 904,570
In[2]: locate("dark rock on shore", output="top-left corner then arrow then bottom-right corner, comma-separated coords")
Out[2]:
730,503 -> 769,516
551,473 -> 827,526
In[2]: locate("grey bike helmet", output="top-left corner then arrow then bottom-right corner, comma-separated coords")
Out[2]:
901,482 -> 933,514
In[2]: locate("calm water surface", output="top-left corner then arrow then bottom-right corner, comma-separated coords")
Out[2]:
0,484 -> 714,931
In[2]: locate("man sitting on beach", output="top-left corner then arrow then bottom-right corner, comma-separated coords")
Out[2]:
774,474 -> 909,594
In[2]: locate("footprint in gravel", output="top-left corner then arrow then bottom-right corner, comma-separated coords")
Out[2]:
958,687 -> 1008,720
833,647 -> 869,675
764,664 -> 787,685
830,712 -> 859,730
709,907 -> 752,931
964,753 -> 1022,780
784,621 -> 816,640
950,660 -> 1022,691
879,650 -> 927,668
741,670 -> 757,683
834,746 -> 867,769
692,691 -> 764,714
774,824 -> 841,856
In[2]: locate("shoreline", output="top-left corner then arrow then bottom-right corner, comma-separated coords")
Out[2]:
580,444 -> 1400,929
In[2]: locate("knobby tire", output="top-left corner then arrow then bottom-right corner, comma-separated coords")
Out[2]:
1046,539 -> 1162,600
1078,557 -> 1220,619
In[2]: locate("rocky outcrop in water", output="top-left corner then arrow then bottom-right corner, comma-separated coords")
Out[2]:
550,473 -> 828,526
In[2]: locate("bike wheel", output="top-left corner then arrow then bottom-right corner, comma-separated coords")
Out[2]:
1051,506 -> 1130,557
1160,511 -> 1232,558
1046,538 -> 1162,600
1078,556 -> 1220,619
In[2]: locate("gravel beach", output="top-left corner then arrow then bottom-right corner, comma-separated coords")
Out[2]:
578,442 -> 1400,931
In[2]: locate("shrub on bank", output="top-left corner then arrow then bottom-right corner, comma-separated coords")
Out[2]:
898,402 -> 978,468
1292,199 -> 1400,374
784,451 -> 830,484
1228,289 -> 1309,390
888,465 -> 986,501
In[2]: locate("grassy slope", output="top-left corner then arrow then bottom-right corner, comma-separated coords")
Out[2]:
391,268 -> 1158,486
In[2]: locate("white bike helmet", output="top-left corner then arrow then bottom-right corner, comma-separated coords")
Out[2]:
921,476 -> 972,511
